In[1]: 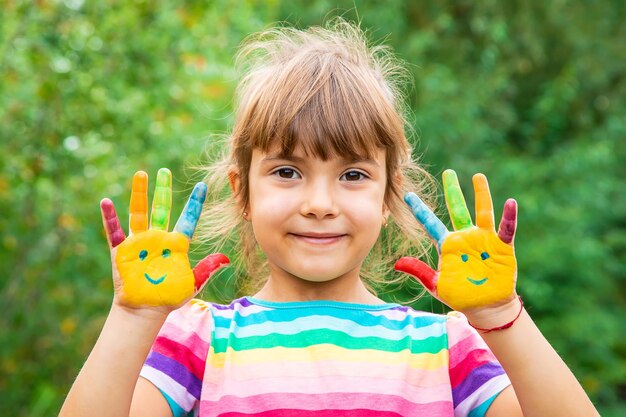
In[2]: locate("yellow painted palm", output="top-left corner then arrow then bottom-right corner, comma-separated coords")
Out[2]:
396,170 -> 518,312
100,168 -> 229,309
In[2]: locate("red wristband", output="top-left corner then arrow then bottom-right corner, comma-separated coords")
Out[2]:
468,296 -> 524,333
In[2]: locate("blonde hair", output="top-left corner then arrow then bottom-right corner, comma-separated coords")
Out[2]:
197,18 -> 436,299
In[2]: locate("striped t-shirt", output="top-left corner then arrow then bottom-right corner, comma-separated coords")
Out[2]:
140,297 -> 510,417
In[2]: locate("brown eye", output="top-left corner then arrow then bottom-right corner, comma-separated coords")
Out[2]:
275,168 -> 300,179
341,170 -> 366,181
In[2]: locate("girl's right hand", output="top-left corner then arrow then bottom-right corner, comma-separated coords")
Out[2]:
100,168 -> 229,316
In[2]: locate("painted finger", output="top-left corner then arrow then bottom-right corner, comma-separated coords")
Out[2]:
443,169 -> 473,231
473,173 -> 495,230
150,168 -> 172,231
174,182 -> 208,239
394,257 -> 438,293
404,192 -> 448,247
498,198 -> 518,244
129,171 -> 149,235
193,253 -> 230,292
100,198 -> 126,248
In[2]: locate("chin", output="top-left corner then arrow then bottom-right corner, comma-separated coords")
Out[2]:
294,272 -> 341,283
289,264 -> 358,283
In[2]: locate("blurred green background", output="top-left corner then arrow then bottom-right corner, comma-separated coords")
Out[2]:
1,1 -> 624,415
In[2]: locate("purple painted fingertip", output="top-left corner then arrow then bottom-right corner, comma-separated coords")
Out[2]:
498,198 -> 518,244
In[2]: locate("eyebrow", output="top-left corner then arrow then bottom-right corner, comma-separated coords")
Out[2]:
261,154 -> 381,167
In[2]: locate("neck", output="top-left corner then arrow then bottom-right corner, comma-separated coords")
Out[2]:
253,265 -> 384,305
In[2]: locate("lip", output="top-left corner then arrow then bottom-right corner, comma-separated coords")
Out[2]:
289,232 -> 346,244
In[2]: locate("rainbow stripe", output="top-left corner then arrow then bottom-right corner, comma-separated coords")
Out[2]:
140,298 -> 510,416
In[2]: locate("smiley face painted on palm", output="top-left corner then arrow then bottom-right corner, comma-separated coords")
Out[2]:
438,226 -> 516,310
395,170 -> 518,311
100,168 -> 220,308
115,230 -> 195,306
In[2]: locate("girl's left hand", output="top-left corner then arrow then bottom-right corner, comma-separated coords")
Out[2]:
395,169 -> 518,313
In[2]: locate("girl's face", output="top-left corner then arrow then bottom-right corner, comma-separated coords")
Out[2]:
246,146 -> 388,293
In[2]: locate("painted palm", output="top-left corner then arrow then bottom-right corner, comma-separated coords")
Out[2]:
396,170 -> 518,311
100,168 -> 229,308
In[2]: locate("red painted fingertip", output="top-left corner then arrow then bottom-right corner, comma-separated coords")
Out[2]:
193,253 -> 230,291
498,198 -> 518,244
100,198 -> 125,248
394,257 -> 438,293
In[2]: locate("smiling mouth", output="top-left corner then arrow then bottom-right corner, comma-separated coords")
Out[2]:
466,277 -> 488,286
290,233 -> 346,245
144,273 -> 166,285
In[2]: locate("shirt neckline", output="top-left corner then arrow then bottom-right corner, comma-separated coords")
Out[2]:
244,296 -> 401,311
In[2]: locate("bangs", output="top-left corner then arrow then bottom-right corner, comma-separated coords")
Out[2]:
245,54 -> 403,161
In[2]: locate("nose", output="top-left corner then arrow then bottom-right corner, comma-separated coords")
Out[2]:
300,178 -> 339,219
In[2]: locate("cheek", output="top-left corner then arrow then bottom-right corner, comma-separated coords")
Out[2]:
342,197 -> 385,244
342,189 -> 385,220
250,186 -> 295,219
351,208 -> 382,228
248,186 -> 294,250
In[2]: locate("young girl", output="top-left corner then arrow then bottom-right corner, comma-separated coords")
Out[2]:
61,20 -> 599,417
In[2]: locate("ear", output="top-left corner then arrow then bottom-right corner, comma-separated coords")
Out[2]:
382,170 -> 402,224
382,206 -> 390,226
228,166 -> 249,217
227,166 -> 240,194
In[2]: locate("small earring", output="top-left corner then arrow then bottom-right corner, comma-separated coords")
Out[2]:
243,211 -> 249,219
382,217 -> 388,228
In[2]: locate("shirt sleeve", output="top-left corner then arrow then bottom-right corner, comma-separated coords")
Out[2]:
140,299 -> 213,417
446,311 -> 512,417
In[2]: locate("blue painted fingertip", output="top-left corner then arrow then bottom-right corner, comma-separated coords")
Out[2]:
174,182 -> 208,238
404,192 -> 449,247
191,182 -> 208,203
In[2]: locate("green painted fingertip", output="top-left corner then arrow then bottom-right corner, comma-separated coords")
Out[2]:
442,169 -> 473,230
156,168 -> 172,186
151,168 -> 173,230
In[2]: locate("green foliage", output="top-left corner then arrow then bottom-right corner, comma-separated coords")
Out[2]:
0,1 -> 278,414
1,1 -> 624,415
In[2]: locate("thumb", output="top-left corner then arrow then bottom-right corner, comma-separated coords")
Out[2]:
193,253 -> 230,292
394,257 -> 438,294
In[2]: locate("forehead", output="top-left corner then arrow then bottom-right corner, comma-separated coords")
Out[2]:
253,145 -> 386,167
